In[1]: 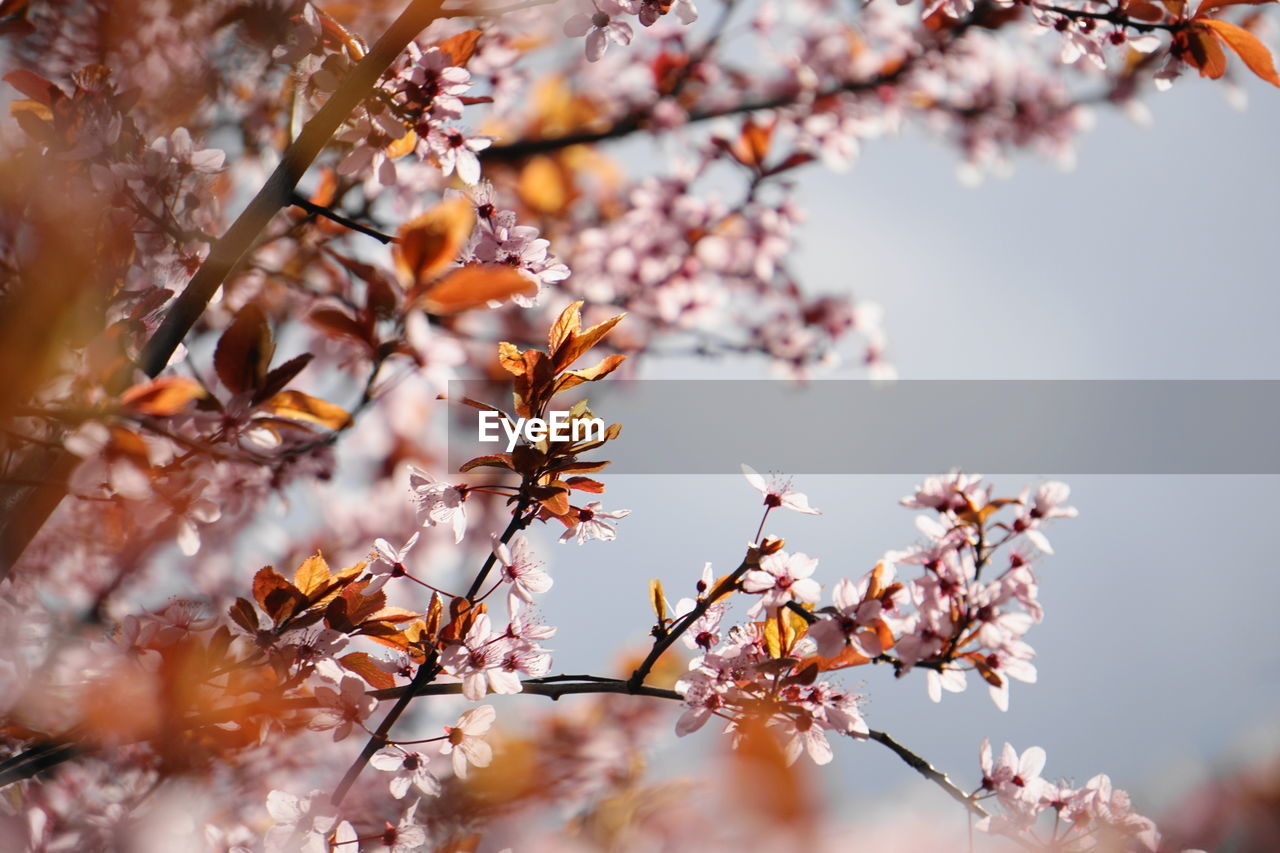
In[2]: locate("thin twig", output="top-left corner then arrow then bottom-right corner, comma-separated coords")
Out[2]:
867,729 -> 988,818
288,192 -> 396,244
627,550 -> 758,691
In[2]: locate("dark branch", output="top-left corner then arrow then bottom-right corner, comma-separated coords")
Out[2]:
289,192 -> 396,244
867,729 -> 988,818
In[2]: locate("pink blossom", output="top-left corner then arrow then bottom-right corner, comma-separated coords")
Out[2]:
409,467 -> 468,543
368,531 -> 421,592
440,613 -> 521,700
493,533 -> 553,603
564,2 -> 640,63
309,675 -> 377,742
442,704 -> 496,778
559,502 -> 631,544
1014,481 -> 1078,554
426,126 -> 491,185
741,550 -> 821,616
370,748 -> 441,799
741,464 -> 821,515
979,739 -> 1048,806
925,663 -> 967,703
779,712 -> 834,766
900,471 -> 989,514
263,790 -> 336,853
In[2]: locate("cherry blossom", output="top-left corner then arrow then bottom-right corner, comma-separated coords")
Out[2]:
741,464 -> 822,515
741,550 -> 821,616
979,739 -> 1049,806
264,790 -> 337,853
493,533 -> 553,603
409,467 -> 468,543
1014,480 -> 1079,554
779,712 -> 834,766
368,532 -> 421,592
564,1 -> 640,62
559,501 -> 631,544
440,612 -> 522,700
442,705 -> 496,779
309,675 -> 377,742
376,801 -> 430,853
369,748 -> 441,799
425,126 -> 491,185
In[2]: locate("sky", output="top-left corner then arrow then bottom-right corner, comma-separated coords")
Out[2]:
520,71 -> 1280,822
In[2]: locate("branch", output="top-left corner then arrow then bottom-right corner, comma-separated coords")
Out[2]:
288,192 -> 396,244
1036,2 -> 1182,32
3,675 -> 988,826
627,550 -> 758,691
482,7 -> 986,163
0,742 -> 79,789
140,0 -> 448,378
867,729 -> 988,818
364,676 -> 682,703
331,496 -> 534,805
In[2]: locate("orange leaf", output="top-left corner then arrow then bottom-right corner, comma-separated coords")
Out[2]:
549,300 -> 584,354
424,593 -> 443,640
539,488 -> 571,515
1123,0 -> 1168,20
733,117 -> 774,169
650,578 -> 668,626
436,28 -> 482,67
365,606 -> 422,624
498,341 -> 527,375
120,376 -> 205,416
214,305 -> 274,395
418,264 -> 537,314
263,390 -> 352,430
459,453 -> 515,472
252,566 -> 305,626
393,198 -> 475,290
1187,27 -> 1229,77
552,312 -> 626,372
799,644 -> 873,672
549,459 -> 611,475
8,97 -> 51,123
3,69 -> 58,105
339,652 -> 395,690
565,476 -> 605,493
293,552 -> 332,598
1202,18 -> 1280,85
567,353 -> 626,383
385,129 -> 417,159
518,155 -> 572,214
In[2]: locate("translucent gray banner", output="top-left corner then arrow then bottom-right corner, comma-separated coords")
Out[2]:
445,380 -> 1280,474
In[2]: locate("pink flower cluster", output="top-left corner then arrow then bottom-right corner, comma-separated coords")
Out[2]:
974,739 -> 1169,852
